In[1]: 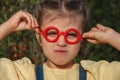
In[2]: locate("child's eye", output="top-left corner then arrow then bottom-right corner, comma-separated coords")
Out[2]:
67,33 -> 77,37
46,31 -> 57,37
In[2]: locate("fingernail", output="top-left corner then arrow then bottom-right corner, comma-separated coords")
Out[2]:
82,34 -> 85,37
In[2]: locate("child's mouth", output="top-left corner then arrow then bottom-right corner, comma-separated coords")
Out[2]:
55,50 -> 67,55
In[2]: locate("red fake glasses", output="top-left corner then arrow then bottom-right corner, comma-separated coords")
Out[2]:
36,26 -> 82,44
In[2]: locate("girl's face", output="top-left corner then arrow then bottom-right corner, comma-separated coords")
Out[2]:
39,17 -> 83,69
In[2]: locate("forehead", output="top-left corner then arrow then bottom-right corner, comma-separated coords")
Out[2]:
41,15 -> 83,32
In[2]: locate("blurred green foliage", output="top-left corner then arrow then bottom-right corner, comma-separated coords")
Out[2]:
84,0 -> 120,61
0,0 -> 120,64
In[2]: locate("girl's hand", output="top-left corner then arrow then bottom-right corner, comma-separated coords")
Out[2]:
82,24 -> 118,44
0,10 -> 40,41
6,10 -> 39,32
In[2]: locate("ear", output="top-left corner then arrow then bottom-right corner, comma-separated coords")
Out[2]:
35,33 -> 42,46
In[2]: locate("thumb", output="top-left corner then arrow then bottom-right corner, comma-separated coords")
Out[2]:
82,32 -> 95,39
15,21 -> 28,31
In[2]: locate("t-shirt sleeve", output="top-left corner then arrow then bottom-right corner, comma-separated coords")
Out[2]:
0,57 -> 36,80
0,58 -> 19,80
80,60 -> 120,80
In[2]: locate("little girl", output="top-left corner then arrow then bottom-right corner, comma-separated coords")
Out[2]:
0,0 -> 120,80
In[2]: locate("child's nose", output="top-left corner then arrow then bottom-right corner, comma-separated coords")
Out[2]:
56,35 -> 67,47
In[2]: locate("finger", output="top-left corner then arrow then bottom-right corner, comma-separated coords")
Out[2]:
27,13 -> 38,28
86,39 -> 99,44
20,10 -> 33,29
33,17 -> 39,27
34,27 -> 41,34
32,17 -> 40,33
82,32 -> 96,39
17,21 -> 28,30
25,12 -> 35,29
91,27 -> 100,32
27,12 -> 39,30
96,24 -> 108,31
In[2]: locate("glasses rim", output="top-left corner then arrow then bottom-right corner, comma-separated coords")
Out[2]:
36,26 -> 82,44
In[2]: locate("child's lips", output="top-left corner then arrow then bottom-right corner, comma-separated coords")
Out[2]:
55,50 -> 67,54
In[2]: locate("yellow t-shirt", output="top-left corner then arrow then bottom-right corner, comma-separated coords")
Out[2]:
0,57 -> 120,80
43,63 -> 79,80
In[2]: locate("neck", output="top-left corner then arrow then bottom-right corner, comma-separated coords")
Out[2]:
46,60 -> 75,69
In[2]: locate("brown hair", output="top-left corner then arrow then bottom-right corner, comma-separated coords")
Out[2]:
34,0 -> 89,32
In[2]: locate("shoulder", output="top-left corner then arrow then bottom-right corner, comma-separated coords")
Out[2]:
80,60 -> 108,68
0,57 -> 32,65
80,60 -> 120,80
0,57 -> 36,80
80,60 -> 120,69
13,57 -> 35,73
0,58 -> 15,69
0,58 -> 19,80
14,57 -> 36,80
13,57 -> 33,66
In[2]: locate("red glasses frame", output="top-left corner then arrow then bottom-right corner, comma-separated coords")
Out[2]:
36,26 -> 82,44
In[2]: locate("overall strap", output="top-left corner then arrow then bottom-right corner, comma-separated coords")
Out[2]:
35,65 -> 86,80
35,66 -> 44,80
79,65 -> 86,80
